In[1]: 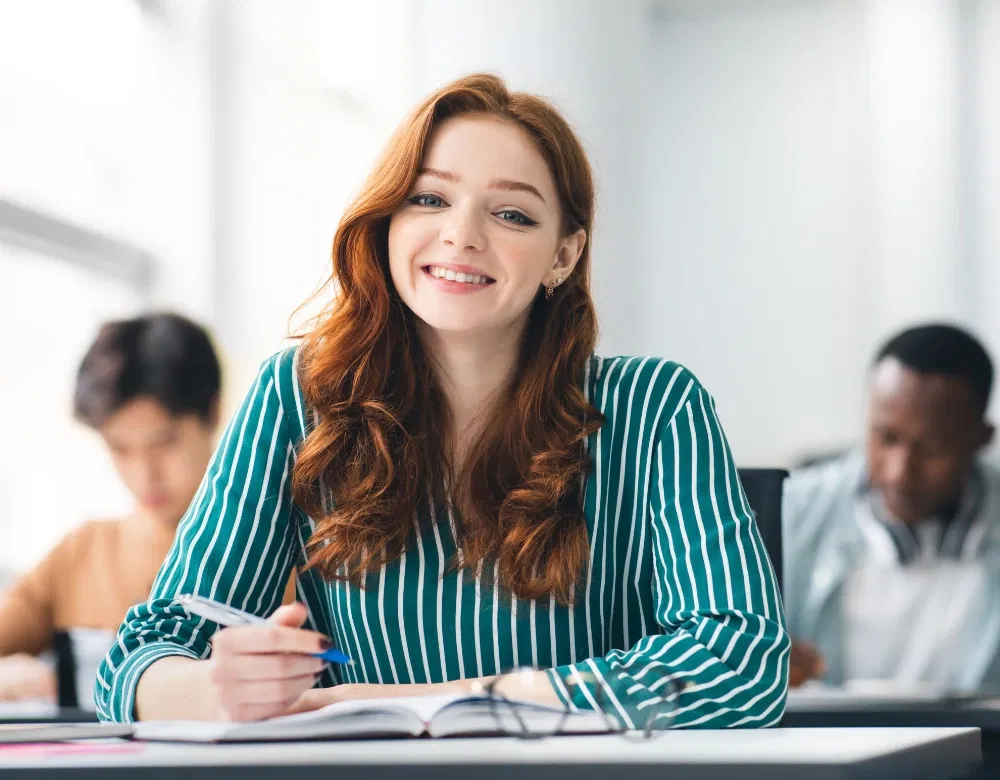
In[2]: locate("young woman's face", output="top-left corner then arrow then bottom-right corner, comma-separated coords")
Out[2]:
388,114 -> 584,338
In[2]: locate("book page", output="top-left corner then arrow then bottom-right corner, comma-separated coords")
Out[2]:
132,693 -> 473,743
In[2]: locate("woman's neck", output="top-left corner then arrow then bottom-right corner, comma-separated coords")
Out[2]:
418,321 -> 523,456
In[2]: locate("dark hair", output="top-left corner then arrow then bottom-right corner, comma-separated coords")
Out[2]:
875,323 -> 994,415
74,313 -> 222,428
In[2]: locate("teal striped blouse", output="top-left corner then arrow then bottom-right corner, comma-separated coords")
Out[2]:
96,348 -> 789,727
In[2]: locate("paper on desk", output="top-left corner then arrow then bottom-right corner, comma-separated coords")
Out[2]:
786,680 -> 946,710
0,702 -> 60,720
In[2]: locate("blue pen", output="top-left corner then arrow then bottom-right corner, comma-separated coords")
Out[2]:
176,593 -> 352,665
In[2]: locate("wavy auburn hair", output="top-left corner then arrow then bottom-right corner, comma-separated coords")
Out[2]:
293,73 -> 603,604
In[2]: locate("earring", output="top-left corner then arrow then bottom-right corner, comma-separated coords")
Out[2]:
545,276 -> 563,301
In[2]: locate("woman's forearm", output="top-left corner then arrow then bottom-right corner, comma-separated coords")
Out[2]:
134,656 -> 218,721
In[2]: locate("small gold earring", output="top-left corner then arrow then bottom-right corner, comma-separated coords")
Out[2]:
545,276 -> 563,301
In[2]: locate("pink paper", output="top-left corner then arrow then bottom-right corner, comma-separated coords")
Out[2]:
0,742 -> 144,756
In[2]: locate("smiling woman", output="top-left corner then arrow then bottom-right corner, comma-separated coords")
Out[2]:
96,74 -> 789,729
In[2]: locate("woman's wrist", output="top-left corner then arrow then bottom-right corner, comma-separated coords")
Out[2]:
135,656 -> 218,721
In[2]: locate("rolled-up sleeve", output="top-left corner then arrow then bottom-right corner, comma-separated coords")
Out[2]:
95,353 -> 301,722
549,383 -> 789,728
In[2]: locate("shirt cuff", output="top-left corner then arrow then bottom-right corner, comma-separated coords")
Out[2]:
103,642 -> 202,723
548,664 -> 593,713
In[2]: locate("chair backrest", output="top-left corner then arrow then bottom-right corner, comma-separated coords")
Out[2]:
52,631 -> 78,708
736,468 -> 788,594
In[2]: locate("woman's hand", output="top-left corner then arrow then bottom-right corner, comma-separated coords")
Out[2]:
0,653 -> 57,702
207,602 -> 329,721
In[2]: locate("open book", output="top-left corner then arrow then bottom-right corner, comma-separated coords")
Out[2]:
134,693 -> 610,742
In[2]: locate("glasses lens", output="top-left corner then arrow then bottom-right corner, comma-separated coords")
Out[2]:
488,669 -> 571,739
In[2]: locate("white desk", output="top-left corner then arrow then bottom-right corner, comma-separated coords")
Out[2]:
0,727 -> 980,780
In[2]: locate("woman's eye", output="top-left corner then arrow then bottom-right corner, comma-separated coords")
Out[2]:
407,193 -> 445,208
496,209 -> 537,227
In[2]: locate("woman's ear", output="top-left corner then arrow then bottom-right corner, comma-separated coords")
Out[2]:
543,229 -> 587,288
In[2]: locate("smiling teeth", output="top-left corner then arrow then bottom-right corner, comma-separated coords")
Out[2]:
428,266 -> 490,284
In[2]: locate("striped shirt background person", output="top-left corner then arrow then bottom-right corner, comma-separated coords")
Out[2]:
95,348 -> 789,727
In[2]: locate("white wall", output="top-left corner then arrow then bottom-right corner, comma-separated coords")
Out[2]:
0,0 -> 216,320
643,0 -> 999,466
642,0 -> 872,464
210,0 -> 402,408
977,0 -> 1000,386
0,0 -> 216,568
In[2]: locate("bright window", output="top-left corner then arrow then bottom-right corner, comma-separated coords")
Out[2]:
0,242 -> 143,574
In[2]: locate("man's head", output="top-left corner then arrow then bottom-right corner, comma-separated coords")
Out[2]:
866,324 -> 994,525
74,313 -> 221,527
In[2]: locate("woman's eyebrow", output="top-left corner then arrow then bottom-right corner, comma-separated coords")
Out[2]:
488,178 -> 546,204
418,168 -> 546,203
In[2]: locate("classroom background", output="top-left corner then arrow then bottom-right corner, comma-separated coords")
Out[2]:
0,0 -> 998,576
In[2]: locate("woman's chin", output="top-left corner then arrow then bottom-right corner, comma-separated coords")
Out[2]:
413,310 -> 503,337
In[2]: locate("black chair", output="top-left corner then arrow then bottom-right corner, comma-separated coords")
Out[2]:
52,631 -> 79,708
736,468 -> 788,595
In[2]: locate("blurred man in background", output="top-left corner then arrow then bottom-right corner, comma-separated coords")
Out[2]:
783,323 -> 1000,693
0,313 -> 222,704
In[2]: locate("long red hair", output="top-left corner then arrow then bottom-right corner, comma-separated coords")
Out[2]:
293,73 -> 603,604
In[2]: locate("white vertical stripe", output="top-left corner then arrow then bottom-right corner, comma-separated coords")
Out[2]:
329,577 -> 356,684
586,357 -> 621,660
530,600 -> 539,669
607,357 -> 650,646
697,392 -> 734,608
376,564 -> 401,684
600,357 -> 637,648
492,563 -> 502,674
289,347 -> 308,439
511,597 -> 519,668
668,383 -> 699,612
340,578 -> 368,683
333,579 -> 360,683
448,507 -> 465,680
685,403 -> 717,612
473,562 -> 484,678
397,550 -> 417,683
430,504 -> 449,680
548,594 -> 558,667
454,567 -> 466,679
413,518 -> 433,682
357,575 -> 385,685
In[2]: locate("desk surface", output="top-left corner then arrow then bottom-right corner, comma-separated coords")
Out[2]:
0,727 -> 982,780
784,691 -> 1000,729
0,705 -> 96,725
